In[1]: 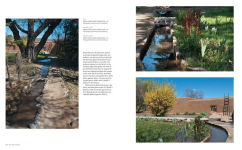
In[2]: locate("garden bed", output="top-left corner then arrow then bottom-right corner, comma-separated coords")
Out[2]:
173,7 -> 233,71
136,118 -> 210,142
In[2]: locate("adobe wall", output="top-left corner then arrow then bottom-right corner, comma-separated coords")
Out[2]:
6,41 -> 61,54
167,97 -> 234,114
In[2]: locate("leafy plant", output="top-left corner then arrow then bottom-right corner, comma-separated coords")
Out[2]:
144,81 -> 176,116
200,39 -> 207,57
198,112 -> 209,118
136,119 -> 182,142
193,117 -> 210,141
191,112 -> 196,115
184,112 -> 190,115
181,9 -> 201,36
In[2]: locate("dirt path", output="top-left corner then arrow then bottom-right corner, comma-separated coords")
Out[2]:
136,7 -> 154,58
36,64 -> 78,129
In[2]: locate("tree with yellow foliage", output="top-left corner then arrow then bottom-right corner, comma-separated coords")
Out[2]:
144,81 -> 176,116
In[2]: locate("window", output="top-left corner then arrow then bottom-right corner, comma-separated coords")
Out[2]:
210,105 -> 217,112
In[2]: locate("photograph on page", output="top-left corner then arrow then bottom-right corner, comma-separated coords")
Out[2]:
136,6 -> 234,72
136,77 -> 234,142
5,19 -> 79,129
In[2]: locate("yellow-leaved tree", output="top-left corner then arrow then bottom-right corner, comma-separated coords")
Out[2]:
144,81 -> 176,116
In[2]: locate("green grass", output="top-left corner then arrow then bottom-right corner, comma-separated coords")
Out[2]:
6,53 -> 16,60
136,118 -> 183,142
6,53 -> 17,64
37,53 -> 49,60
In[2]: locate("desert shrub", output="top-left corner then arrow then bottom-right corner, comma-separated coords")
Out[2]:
176,112 -> 180,115
144,81 -> 176,116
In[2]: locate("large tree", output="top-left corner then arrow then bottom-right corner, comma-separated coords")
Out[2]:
57,19 -> 78,67
184,88 -> 204,99
6,19 -> 61,62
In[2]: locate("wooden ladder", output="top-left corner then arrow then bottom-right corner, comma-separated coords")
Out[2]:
223,94 -> 230,116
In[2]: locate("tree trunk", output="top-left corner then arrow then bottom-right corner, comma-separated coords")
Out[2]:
31,19 -> 61,62
7,19 -> 62,61
6,58 -> 12,89
15,53 -> 22,81
6,19 -> 26,57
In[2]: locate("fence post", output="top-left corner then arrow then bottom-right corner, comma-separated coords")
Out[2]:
16,52 -> 22,81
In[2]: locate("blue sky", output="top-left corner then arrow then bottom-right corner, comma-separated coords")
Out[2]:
137,77 -> 234,98
6,19 -> 65,40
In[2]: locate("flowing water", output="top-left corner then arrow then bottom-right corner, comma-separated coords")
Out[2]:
142,27 -> 175,71
141,26 -> 187,71
206,125 -> 228,142
38,58 -> 51,77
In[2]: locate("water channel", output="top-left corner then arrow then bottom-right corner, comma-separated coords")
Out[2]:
7,58 -> 51,128
142,27 -> 183,71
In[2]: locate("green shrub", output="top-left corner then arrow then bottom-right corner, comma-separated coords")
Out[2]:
175,11 -> 187,25
198,112 -> 209,118
176,112 -> 180,115
191,112 -> 196,115
184,112 -> 190,115
172,118 -> 177,124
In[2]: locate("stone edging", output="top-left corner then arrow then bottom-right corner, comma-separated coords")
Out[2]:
201,128 -> 212,142
205,121 -> 231,143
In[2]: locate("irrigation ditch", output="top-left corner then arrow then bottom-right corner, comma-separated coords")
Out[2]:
6,58 -> 51,128
137,13 -> 206,71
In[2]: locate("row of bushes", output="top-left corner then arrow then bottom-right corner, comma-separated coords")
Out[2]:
175,112 -> 209,118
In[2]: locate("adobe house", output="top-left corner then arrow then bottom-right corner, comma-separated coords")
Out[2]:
168,97 -> 234,114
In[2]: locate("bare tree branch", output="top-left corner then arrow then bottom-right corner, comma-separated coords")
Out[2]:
13,21 -> 28,34
33,19 -> 52,38
35,19 -> 61,54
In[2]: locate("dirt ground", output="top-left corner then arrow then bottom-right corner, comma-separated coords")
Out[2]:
6,56 -> 79,129
136,7 -> 154,58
